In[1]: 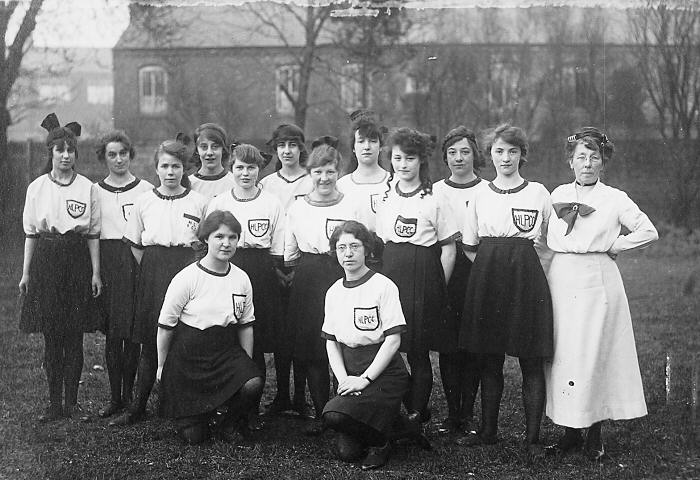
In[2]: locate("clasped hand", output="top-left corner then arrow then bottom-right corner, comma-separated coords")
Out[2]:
337,375 -> 370,396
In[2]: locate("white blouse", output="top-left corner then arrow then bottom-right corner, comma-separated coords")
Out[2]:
336,171 -> 389,232
260,171 -> 313,213
95,178 -> 154,240
189,171 -> 237,200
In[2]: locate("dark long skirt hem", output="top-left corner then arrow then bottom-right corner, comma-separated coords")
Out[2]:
99,240 -> 137,339
161,322 -> 262,419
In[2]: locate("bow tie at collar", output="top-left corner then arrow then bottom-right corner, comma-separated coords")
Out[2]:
553,202 -> 596,235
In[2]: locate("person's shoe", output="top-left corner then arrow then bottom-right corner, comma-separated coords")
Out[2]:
264,397 -> 293,416
98,401 -> 122,418
456,431 -> 498,447
292,402 -> 315,419
459,417 -> 478,435
361,442 -> 391,470
37,404 -> 63,423
437,417 -> 461,434
108,410 -> 143,427
584,426 -> 606,461
64,404 -> 90,422
406,412 -> 432,450
247,412 -> 264,431
545,429 -> 584,456
303,418 -> 325,436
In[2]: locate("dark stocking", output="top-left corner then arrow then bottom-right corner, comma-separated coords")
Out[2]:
519,357 -> 545,445
252,348 -> 266,412
306,360 -> 330,418
121,341 -> 140,404
405,351 -> 433,418
223,376 -> 264,426
273,352 -> 292,404
459,352 -> 480,422
105,336 -> 124,403
323,411 -> 385,447
439,352 -> 462,420
586,422 -> 603,449
129,341 -> 157,414
62,330 -> 84,407
478,354 -> 505,439
43,332 -> 65,407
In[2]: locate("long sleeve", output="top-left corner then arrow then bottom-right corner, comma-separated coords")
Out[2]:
611,192 -> 658,253
534,190 -> 553,272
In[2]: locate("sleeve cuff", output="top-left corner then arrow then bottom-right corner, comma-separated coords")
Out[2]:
238,319 -> 255,327
158,323 -> 176,330
384,325 -> 407,337
463,243 -> 478,252
86,233 -> 100,240
321,331 -> 337,341
438,232 -> 461,246
284,257 -> 300,268
122,237 -> 144,249
25,233 -> 39,239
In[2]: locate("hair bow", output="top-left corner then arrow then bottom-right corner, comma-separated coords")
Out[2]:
311,135 -> 339,150
41,113 -> 81,137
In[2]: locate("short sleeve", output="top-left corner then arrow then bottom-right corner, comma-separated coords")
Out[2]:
123,193 -> 145,247
379,278 -> 407,336
320,286 -> 337,341
283,205 -> 301,266
158,270 -> 190,329
435,194 -> 461,244
461,193 -> 480,247
23,182 -> 39,238
269,196 -> 285,260
237,274 -> 256,325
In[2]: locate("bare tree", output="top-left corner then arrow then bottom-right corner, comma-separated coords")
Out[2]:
0,0 -> 44,213
629,1 -> 700,228
246,2 -> 333,129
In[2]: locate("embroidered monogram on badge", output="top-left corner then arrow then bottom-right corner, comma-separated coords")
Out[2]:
326,218 -> 345,239
354,306 -> 379,331
370,193 -> 380,214
248,218 -> 270,238
121,203 -> 134,221
232,293 -> 246,321
66,200 -> 86,219
394,215 -> 417,238
511,208 -> 539,233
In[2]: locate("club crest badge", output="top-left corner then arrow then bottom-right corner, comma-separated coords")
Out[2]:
248,218 -> 270,238
232,293 -> 246,321
121,203 -> 134,221
511,208 -> 539,233
326,218 -> 345,239
354,306 -> 380,331
394,215 -> 417,238
66,200 -> 86,219
370,193 -> 380,214
183,213 -> 200,232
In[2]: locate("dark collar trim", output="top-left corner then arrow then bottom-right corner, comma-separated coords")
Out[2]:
349,170 -> 389,185
194,170 -> 228,181
304,192 -> 344,207
231,187 -> 262,202
445,177 -> 481,189
488,180 -> 528,195
277,171 -> 308,184
153,187 -> 190,200
48,171 -> 77,187
395,182 -> 422,198
99,178 -> 141,193
575,179 -> 598,187
197,261 -> 230,277
343,269 -> 375,288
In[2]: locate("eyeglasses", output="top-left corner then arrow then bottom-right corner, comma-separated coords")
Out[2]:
336,243 -> 363,254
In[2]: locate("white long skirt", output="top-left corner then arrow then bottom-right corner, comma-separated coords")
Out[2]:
544,252 -> 647,428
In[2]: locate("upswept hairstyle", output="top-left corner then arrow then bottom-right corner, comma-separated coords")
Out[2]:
348,109 -> 386,172
267,123 -> 308,170
40,113 -> 81,174
565,126 -> 615,165
441,125 -> 485,172
231,144 -> 268,170
191,123 -> 230,169
329,220 -> 384,265
385,127 -> 435,198
306,136 -> 343,172
154,134 -> 192,189
197,209 -> 242,242
483,123 -> 529,168
96,130 -> 136,162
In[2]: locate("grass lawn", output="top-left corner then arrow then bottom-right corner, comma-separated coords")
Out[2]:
0,236 -> 698,479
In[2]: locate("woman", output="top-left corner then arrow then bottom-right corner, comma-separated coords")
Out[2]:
432,126 -> 486,435
110,135 -> 208,426
94,130 -> 153,417
545,127 -> 658,460
189,123 -> 236,199
375,127 -> 459,425
321,220 -> 410,470
207,144 -> 284,429
336,109 -> 389,233
457,124 -> 552,459
260,123 -> 312,416
284,137 -> 357,434
156,210 -> 264,444
19,113 -> 101,421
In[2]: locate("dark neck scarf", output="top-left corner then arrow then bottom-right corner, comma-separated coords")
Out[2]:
553,202 -> 596,235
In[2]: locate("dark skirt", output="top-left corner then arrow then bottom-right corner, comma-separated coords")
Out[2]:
160,322 -> 262,419
323,343 -> 409,434
381,242 -> 448,353
20,233 -> 101,334
99,240 -> 138,339
288,253 -> 343,362
132,246 -> 195,345
232,248 -> 280,353
458,237 -> 553,358
434,245 -> 472,353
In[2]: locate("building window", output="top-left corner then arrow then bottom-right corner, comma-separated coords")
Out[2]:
87,85 -> 113,105
38,84 -> 73,103
341,63 -> 370,111
276,65 -> 299,115
139,66 -> 168,115
404,75 -> 429,95
488,59 -> 519,107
